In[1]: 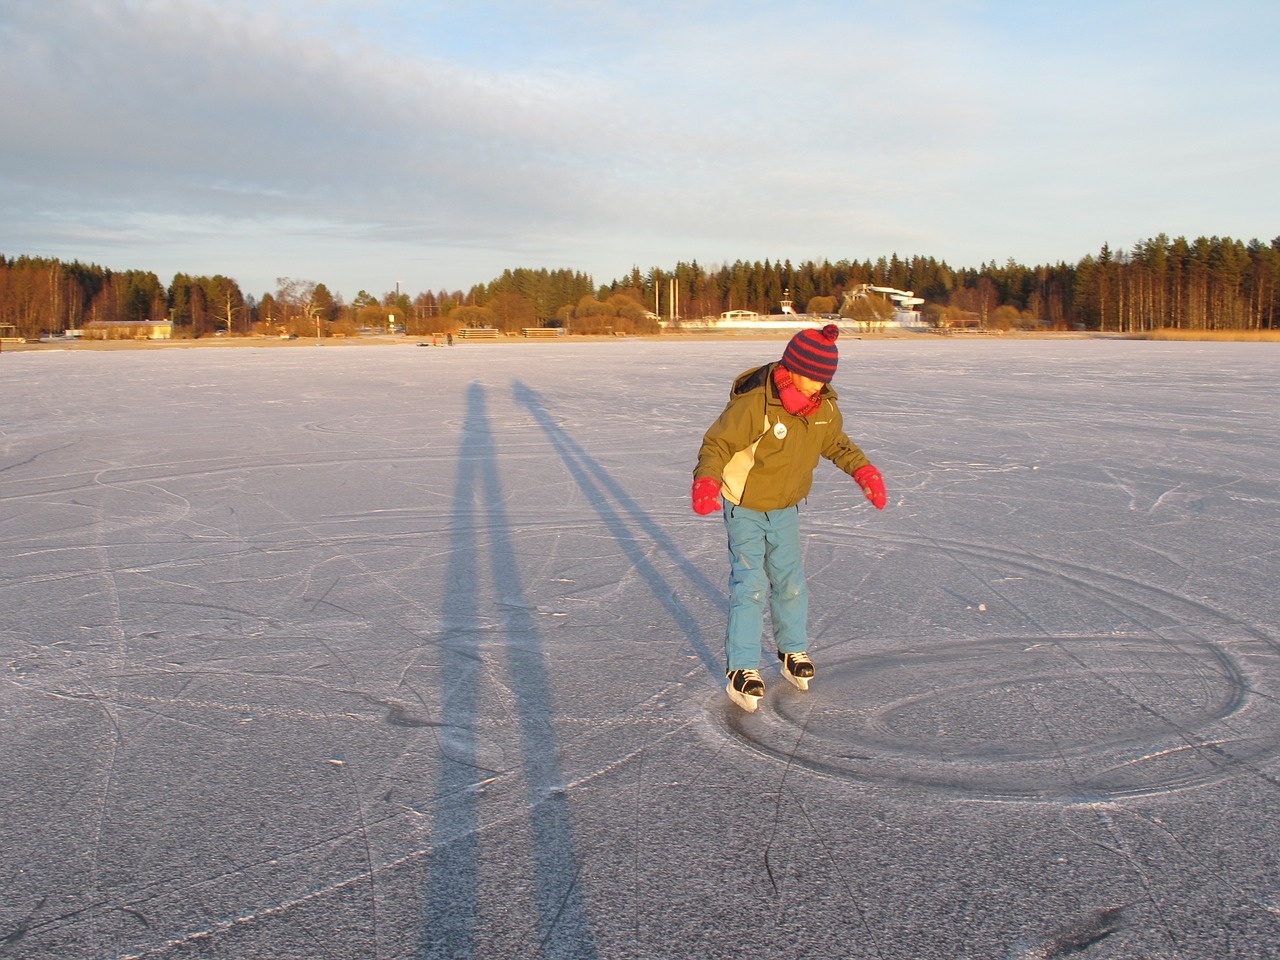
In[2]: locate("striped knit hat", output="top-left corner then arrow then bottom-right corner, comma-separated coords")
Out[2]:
781,323 -> 840,383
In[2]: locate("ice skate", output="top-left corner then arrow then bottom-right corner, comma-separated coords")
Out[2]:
777,650 -> 815,691
726,668 -> 765,712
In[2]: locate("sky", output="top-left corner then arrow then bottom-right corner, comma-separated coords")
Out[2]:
2,0 -> 1277,302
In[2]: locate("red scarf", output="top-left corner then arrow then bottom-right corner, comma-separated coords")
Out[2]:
774,365 -> 823,417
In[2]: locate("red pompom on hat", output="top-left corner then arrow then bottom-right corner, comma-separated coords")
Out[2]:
781,323 -> 840,383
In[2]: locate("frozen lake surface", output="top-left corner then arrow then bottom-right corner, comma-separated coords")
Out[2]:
2,337 -> 1279,959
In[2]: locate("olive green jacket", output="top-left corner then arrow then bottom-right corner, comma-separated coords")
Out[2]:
695,362 -> 872,512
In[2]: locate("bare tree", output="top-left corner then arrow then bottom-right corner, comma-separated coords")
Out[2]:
276,277 -> 325,338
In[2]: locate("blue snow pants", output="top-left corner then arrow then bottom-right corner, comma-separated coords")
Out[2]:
722,500 -> 809,671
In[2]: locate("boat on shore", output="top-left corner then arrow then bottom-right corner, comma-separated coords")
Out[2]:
661,285 -> 926,334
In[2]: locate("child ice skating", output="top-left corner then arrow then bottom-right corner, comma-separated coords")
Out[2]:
692,324 -> 886,711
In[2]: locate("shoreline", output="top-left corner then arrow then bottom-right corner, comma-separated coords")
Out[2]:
3,330 -> 1104,353
5,328 -> 1276,353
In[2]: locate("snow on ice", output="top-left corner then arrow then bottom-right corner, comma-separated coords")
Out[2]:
1,337 -> 1279,958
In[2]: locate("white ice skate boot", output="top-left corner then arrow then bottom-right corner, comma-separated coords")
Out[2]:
726,668 -> 765,712
777,651 -> 815,691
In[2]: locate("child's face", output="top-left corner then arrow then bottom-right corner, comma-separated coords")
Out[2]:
792,372 -> 826,396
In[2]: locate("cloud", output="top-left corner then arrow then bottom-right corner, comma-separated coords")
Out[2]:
2,0 -> 1277,298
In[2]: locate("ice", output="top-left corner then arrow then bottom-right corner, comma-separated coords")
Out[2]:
2,338 -> 1279,958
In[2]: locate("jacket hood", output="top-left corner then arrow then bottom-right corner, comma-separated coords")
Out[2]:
731,362 -> 839,401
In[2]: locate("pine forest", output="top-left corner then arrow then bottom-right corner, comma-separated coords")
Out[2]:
1,233 -> 1277,341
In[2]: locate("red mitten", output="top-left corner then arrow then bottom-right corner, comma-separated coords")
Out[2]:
853,465 -> 887,509
691,477 -> 722,515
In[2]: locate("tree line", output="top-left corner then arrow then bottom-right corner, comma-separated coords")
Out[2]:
2,232 -> 1276,341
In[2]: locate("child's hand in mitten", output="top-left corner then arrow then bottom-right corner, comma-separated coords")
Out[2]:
853,465 -> 887,509
691,477 -> 722,515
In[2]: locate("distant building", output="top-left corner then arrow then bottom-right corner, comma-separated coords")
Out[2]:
84,320 -> 174,341
839,284 -> 926,330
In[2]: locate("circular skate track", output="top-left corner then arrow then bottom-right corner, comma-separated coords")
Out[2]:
712,537 -> 1280,802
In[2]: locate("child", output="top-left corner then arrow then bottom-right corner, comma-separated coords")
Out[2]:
692,324 -> 886,711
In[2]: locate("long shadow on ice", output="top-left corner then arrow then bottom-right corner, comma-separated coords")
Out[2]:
419,382 -> 597,960
513,381 -> 724,678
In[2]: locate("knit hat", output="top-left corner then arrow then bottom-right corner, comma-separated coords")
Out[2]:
781,323 -> 840,383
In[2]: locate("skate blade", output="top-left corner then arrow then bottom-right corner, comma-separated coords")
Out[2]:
726,683 -> 762,712
782,672 -> 811,692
